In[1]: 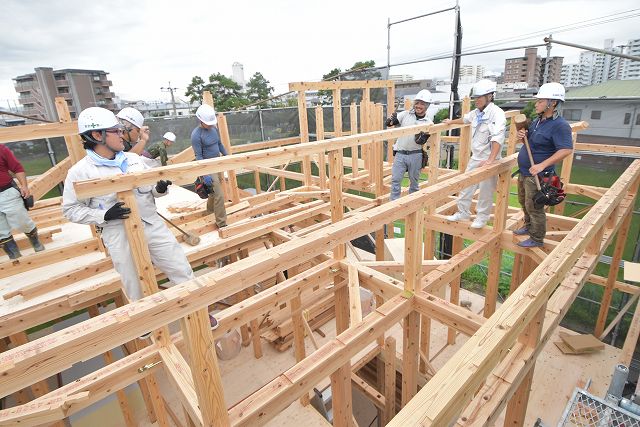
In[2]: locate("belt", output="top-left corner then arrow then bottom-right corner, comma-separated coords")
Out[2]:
396,149 -> 423,155
0,183 -> 14,192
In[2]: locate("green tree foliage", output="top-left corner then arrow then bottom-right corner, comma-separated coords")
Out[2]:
433,108 -> 450,124
318,60 -> 383,106
185,73 -> 248,111
522,100 -> 538,120
246,72 -> 274,105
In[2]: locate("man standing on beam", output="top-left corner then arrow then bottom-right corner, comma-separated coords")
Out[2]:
445,79 -> 506,229
62,107 -> 218,328
386,89 -> 433,201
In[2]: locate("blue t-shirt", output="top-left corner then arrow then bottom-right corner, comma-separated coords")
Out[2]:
517,115 -> 572,176
191,126 -> 228,160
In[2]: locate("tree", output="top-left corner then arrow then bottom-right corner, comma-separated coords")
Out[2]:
318,68 -> 341,105
318,60 -> 383,106
521,100 -> 537,120
184,73 -> 248,111
433,108 -> 450,124
246,72 -> 274,105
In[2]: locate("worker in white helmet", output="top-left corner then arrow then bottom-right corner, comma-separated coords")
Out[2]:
116,107 -> 151,155
514,82 -> 572,248
191,104 -> 227,229
386,89 -> 434,201
61,108 -> 217,330
445,79 -> 506,229
144,131 -> 176,166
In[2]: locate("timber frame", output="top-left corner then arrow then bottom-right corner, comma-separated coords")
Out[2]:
1,81 -> 640,427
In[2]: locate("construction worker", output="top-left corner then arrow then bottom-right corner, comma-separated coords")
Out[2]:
445,79 -> 506,229
514,82 -> 573,248
116,107 -> 151,155
0,145 -> 45,259
144,131 -> 176,166
191,104 -> 227,228
62,108 -> 205,315
386,90 -> 433,201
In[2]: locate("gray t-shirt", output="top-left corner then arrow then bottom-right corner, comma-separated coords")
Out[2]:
393,110 -> 433,151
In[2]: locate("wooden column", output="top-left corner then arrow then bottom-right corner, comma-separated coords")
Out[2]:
458,96 -> 472,173
315,106 -> 327,189
333,89 -> 342,138
595,209 -> 634,337
217,114 -> 241,204
386,84 -> 396,163
554,131 -> 576,215
55,97 -> 84,164
485,169 -> 511,317
297,91 -> 313,186
180,309 -> 230,427
383,336 -> 397,425
423,132 -> 441,260
504,304 -> 546,425
374,104 -> 386,261
360,101 -> 370,173
402,210 -> 423,406
350,103 -> 359,176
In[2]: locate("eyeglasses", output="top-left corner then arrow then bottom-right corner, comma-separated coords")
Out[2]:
105,129 -> 124,135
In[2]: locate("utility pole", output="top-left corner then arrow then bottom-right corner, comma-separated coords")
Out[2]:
542,34 -> 552,85
161,82 -> 178,116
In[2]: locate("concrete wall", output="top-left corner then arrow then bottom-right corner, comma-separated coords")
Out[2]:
563,100 -> 640,139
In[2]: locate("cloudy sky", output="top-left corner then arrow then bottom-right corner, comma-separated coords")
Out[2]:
1,0 -> 638,107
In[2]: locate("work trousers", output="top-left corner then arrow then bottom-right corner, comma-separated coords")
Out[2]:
101,220 -> 194,301
0,187 -> 35,239
517,175 -> 546,243
390,152 -> 422,201
206,173 -> 227,228
456,158 -> 498,222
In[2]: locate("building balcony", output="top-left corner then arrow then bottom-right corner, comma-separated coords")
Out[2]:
55,79 -> 69,86
100,80 -> 113,87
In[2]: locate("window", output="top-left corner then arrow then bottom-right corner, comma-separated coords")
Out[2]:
58,87 -> 69,94
590,110 -> 601,120
66,99 -> 72,106
563,109 -> 582,121
93,76 -> 100,81
636,114 -> 640,126
54,74 -> 66,80
70,112 -> 76,118
624,113 -> 631,125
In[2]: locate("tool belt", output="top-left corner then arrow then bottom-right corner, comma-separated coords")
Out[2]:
395,149 -> 423,155
0,182 -> 13,192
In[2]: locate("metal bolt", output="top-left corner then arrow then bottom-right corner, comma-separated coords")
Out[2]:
137,361 -> 162,373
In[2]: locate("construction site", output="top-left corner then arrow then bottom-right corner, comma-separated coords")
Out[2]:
1,2 -> 640,423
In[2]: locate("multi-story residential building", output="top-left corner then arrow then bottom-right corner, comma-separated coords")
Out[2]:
622,38 -> 640,80
561,38 -> 638,87
504,48 -> 563,87
13,67 -> 116,121
459,65 -> 486,83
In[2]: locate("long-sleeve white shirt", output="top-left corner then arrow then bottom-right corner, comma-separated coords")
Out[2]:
62,152 -> 166,227
463,102 -> 506,161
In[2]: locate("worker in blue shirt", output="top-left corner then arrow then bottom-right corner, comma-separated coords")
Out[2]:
514,82 -> 573,248
191,104 -> 227,228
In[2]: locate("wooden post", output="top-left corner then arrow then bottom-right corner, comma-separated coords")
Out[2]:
350,103 -> 359,176
290,293 -> 309,405
86,305 -> 136,427
253,170 -> 261,193
595,209 -> 634,336
180,309 -> 230,427
360,101 -> 370,173
297,91 -> 313,186
504,304 -> 546,425
333,89 -> 342,138
402,210 -> 422,406
386,84 -> 396,163
458,96 -> 472,173
383,336 -> 397,424
506,112 -> 519,156
554,131 -> 576,215
54,97 -> 84,164
217,114 -> 241,204
348,263 -> 363,325
423,132 -> 441,260
485,169 -> 511,317
329,149 -> 345,260
315,106 -> 327,189
374,104 -> 386,261
203,91 -> 214,108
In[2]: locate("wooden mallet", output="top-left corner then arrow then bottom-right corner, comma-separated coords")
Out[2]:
514,114 -> 542,191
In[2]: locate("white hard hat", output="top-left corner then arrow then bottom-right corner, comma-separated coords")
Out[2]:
535,82 -> 565,102
414,90 -> 432,104
472,79 -> 497,97
116,107 -> 145,129
163,132 -> 176,142
77,107 -> 120,134
196,104 -> 218,126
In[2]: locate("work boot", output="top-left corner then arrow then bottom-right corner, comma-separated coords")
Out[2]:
517,238 -> 543,248
25,227 -> 45,252
1,236 -> 22,259
513,226 -> 530,236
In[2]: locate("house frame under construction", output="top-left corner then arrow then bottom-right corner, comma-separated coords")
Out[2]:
1,80 -> 640,426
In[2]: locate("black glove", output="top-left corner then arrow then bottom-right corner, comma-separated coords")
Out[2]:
414,131 -> 429,145
155,180 -> 172,193
104,202 -> 131,221
385,112 -> 399,127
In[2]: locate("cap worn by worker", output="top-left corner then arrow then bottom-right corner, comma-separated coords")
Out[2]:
77,107 -> 121,134
196,104 -> 218,126
116,107 -> 145,129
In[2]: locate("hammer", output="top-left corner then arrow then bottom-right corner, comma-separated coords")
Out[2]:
157,212 -> 201,246
514,114 -> 541,191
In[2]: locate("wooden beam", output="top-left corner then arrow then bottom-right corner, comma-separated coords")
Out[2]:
0,121 -> 78,144
383,336 -> 397,424
289,80 -> 394,91
413,292 -> 485,337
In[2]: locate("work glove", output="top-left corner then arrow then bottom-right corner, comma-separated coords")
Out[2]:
203,175 -> 213,186
155,179 -> 172,193
104,202 -> 131,221
385,112 -> 399,127
414,131 -> 429,145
